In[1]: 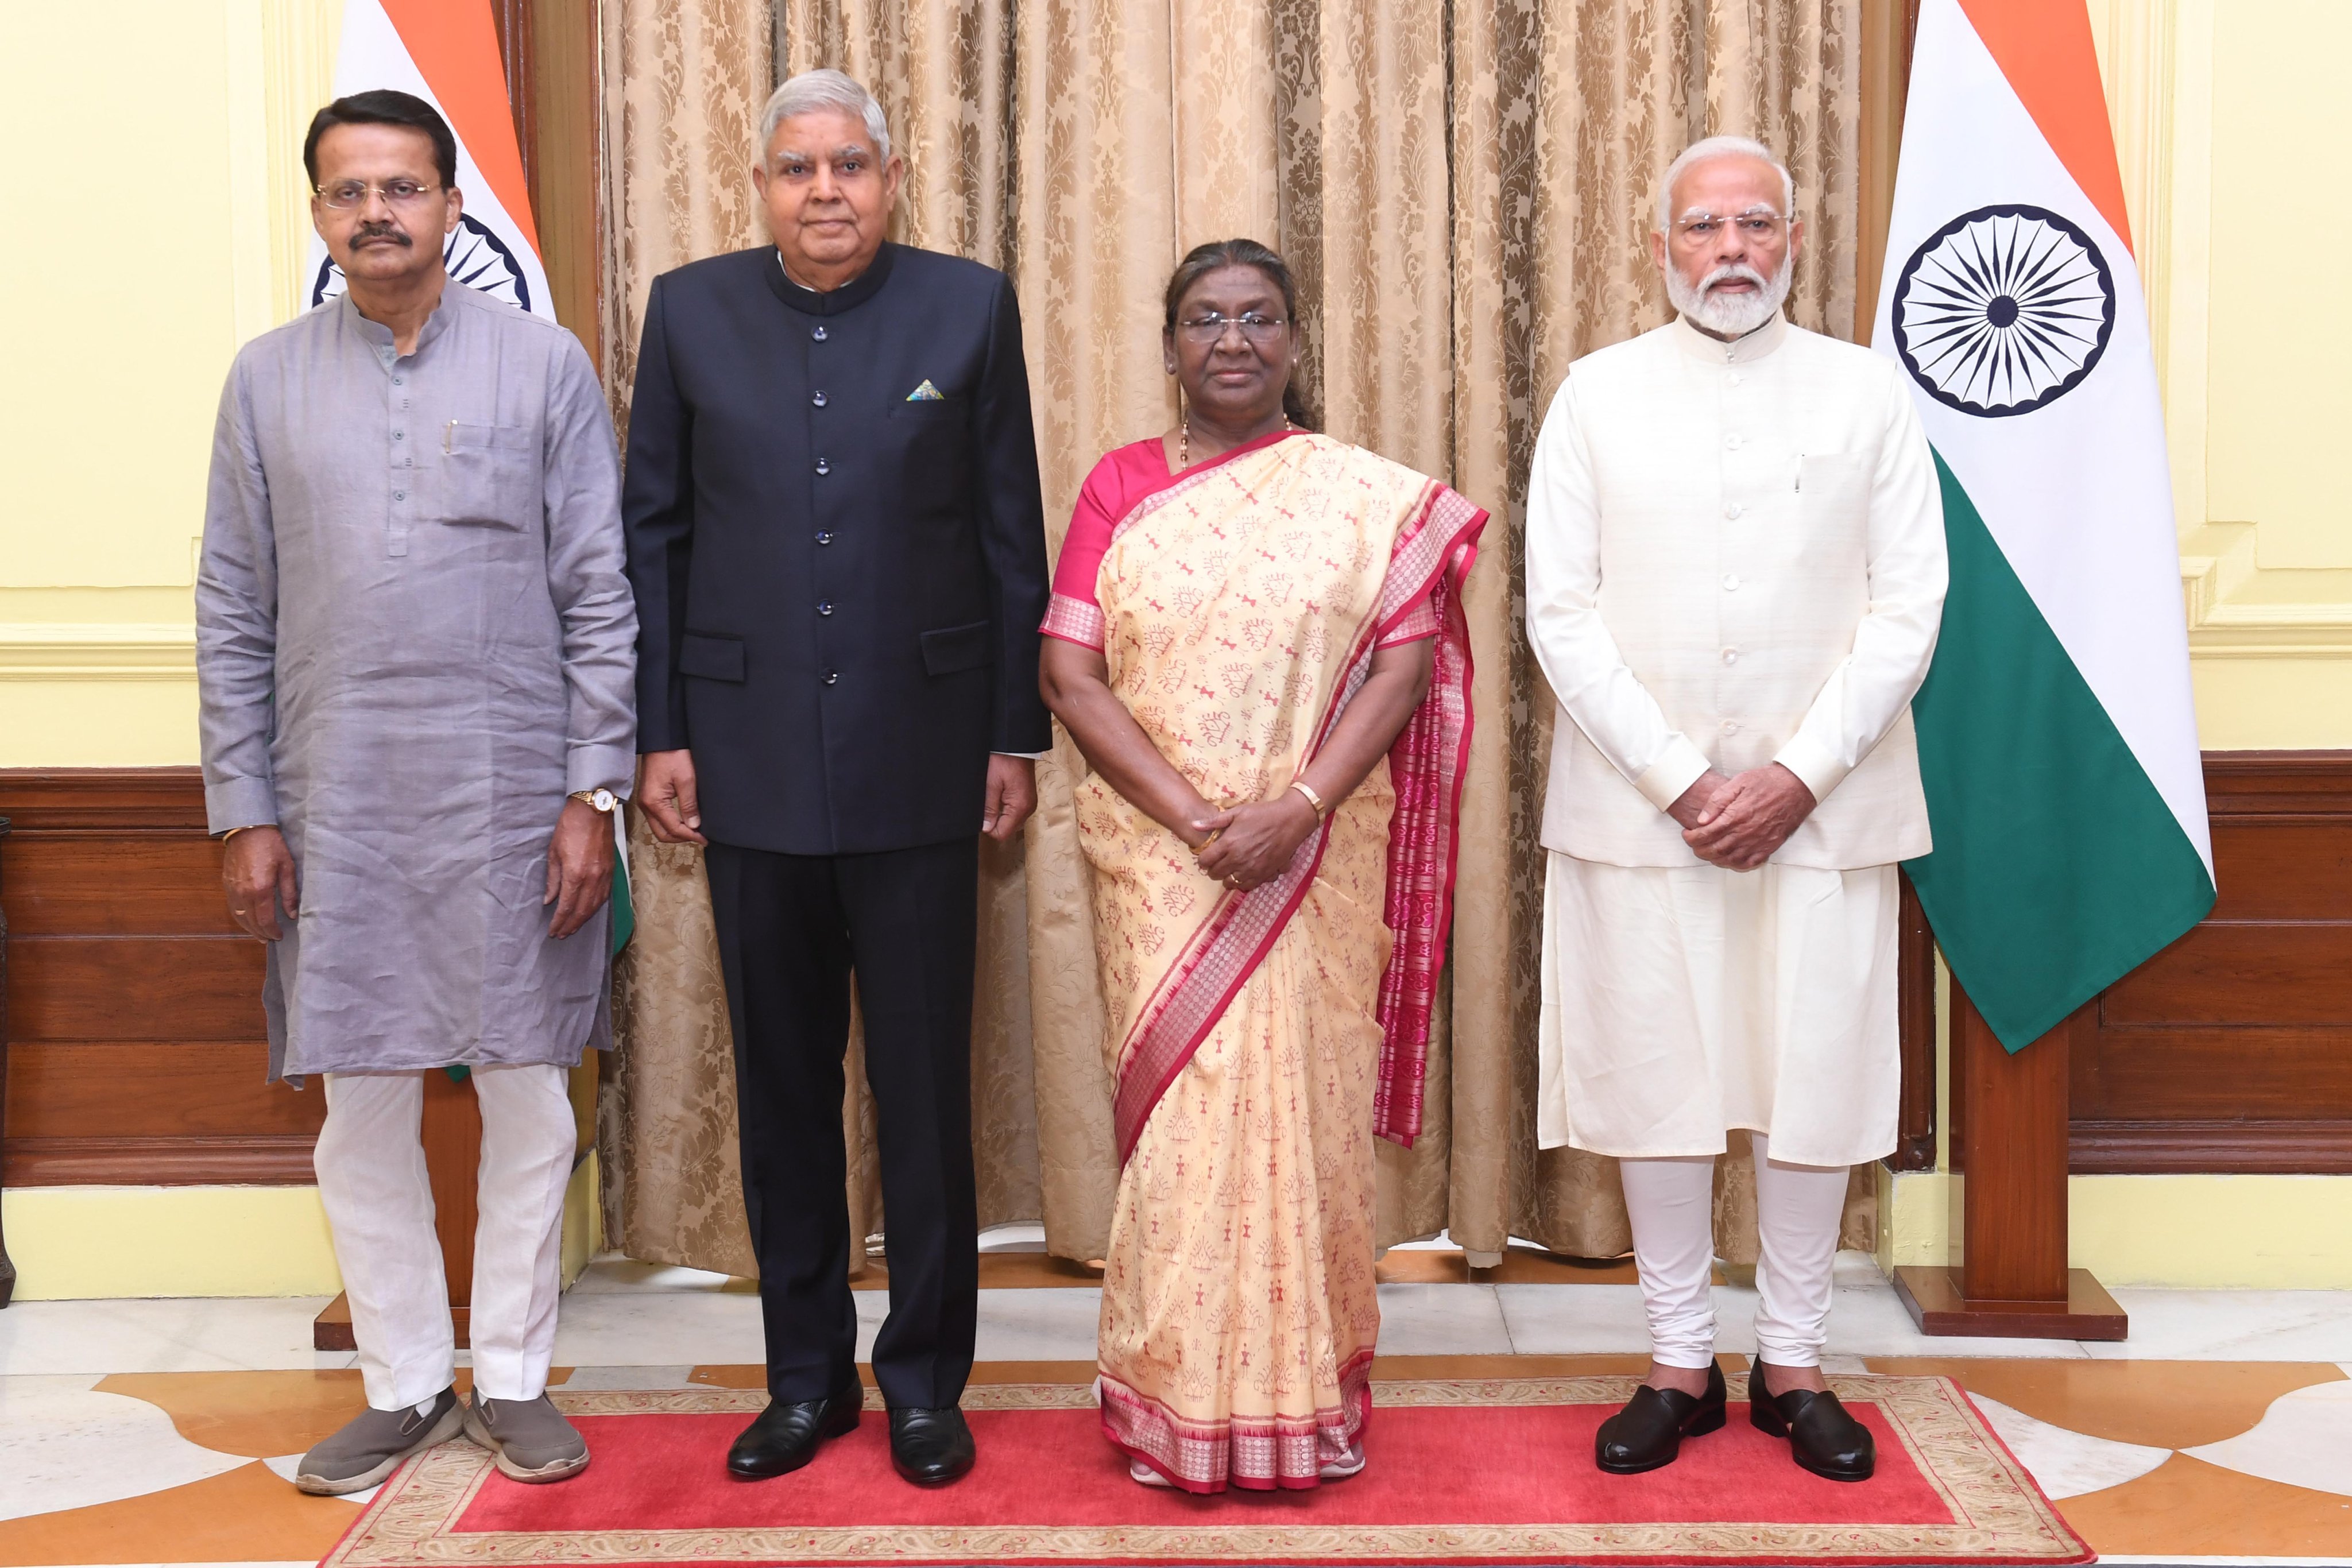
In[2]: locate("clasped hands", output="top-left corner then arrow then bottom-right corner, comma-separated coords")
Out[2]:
1182,788 -> 1318,892
1668,763 -> 1817,871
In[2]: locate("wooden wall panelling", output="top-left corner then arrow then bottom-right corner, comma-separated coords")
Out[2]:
0,769 -> 316,1187
2071,752 -> 2352,1174
1892,870 -> 1937,1171
1,813 -> 14,1303
492,0 -> 602,361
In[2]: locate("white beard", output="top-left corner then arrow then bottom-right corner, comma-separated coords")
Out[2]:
1667,255 -> 1792,338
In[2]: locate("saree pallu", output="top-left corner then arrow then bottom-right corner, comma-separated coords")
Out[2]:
1070,433 -> 1483,1492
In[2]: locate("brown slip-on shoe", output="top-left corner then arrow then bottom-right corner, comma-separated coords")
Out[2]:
293,1388 -> 465,1495
464,1392 -> 591,1484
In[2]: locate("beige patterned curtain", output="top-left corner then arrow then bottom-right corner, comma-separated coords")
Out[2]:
598,0 -> 1872,1279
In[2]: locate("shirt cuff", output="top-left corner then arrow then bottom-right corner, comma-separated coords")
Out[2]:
993,750 -> 1047,761
1771,734 -> 1844,804
1633,737 -> 1713,814
567,745 -> 637,798
206,775 -> 279,838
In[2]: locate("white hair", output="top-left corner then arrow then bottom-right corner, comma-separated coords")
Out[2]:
757,68 -> 891,164
1654,134 -> 1794,230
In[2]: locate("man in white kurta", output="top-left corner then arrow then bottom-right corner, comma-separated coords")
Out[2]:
1525,137 -> 1944,1481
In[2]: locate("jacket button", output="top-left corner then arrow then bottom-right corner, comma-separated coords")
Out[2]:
818,602 -> 834,616
815,458 -> 831,475
823,671 -> 839,685
812,324 -> 829,341
1722,647 -> 1740,665
815,531 -> 834,545
813,390 -> 828,407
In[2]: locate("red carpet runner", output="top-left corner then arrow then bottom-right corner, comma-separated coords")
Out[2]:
323,1377 -> 2090,1565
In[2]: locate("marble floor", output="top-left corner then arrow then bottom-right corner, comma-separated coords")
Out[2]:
5,1230 -> 2352,1565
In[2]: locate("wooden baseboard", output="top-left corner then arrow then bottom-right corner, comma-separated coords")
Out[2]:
2070,1120 -> 2352,1174
1892,1265 -> 2129,1341
314,1292 -> 471,1353
3,1134 -> 319,1186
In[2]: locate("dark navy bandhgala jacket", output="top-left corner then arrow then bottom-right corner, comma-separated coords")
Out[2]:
621,242 -> 1053,855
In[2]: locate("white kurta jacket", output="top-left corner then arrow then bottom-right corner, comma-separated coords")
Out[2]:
1526,314 -> 1947,870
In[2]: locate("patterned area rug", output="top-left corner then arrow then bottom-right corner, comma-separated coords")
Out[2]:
323,1377 -> 2091,1565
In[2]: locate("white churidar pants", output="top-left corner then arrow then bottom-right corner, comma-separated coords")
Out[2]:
1619,1133 -> 1852,1367
314,1065 -> 578,1411
1536,852 -> 1900,1166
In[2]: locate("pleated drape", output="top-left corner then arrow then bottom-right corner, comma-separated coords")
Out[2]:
598,0 -> 1873,1278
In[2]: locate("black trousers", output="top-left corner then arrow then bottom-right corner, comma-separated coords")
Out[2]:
704,837 -> 979,1408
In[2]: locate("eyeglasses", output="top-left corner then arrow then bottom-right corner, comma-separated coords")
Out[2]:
1175,312 -> 1290,344
1672,210 -> 1788,243
1674,210 -> 1778,243
314,179 -> 443,211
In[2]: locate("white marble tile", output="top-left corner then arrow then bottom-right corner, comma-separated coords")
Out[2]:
260,1452 -> 379,1506
972,1288 -> 1102,1361
557,1364 -> 700,1390
0,1297 -> 343,1376
550,1290 -> 767,1368
1376,1284 -> 1515,1355
1494,1281 -> 1653,1355
0,1383 -> 253,1521
566,1259 -> 744,1295
1819,1354 -> 1871,1375
1964,1393 -> 2171,1499
2088,1290 -> 2352,1362
2186,1378 -> 2352,1497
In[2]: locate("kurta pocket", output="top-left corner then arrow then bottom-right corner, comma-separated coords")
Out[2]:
434,421 -> 538,528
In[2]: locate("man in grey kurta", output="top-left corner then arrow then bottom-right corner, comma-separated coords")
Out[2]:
196,91 -> 633,1493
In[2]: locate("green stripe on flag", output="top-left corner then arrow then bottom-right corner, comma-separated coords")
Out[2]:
1905,453 -> 2214,1051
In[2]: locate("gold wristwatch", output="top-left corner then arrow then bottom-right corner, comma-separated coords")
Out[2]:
570,787 -> 620,814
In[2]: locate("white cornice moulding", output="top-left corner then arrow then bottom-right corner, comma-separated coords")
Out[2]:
0,622 -> 198,680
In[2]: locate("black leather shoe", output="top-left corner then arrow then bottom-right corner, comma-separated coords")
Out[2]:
1595,1362 -> 1727,1474
726,1380 -> 862,1480
888,1405 -> 975,1486
1747,1361 -> 1874,1482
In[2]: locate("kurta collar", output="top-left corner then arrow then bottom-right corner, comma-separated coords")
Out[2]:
339,284 -> 457,366
765,242 -> 898,315
1670,309 -> 1788,365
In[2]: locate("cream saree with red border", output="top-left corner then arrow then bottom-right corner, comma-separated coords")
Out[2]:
1067,432 -> 1483,1492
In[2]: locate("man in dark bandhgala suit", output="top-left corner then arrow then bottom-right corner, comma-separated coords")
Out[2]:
620,68 -> 1050,1488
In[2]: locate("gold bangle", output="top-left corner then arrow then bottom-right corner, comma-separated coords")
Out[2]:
220,824 -> 268,842
1289,779 -> 1329,819
1189,827 -> 1224,861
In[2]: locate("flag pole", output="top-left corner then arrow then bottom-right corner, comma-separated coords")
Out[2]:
1893,981 -> 2128,1338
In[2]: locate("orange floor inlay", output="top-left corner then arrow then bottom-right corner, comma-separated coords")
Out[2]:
1866,1355 -> 2346,1450
0,1459 -> 359,1568
2055,1451 -> 2352,1557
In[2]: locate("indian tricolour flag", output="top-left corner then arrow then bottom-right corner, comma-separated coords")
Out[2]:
1874,0 -> 2213,1049
306,0 -> 553,325
310,0 -> 633,954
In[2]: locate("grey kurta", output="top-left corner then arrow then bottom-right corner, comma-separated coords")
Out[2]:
197,286 -> 636,1080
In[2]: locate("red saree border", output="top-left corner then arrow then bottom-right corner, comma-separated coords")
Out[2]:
1370,488 -> 1487,1147
1099,1348 -> 1375,1495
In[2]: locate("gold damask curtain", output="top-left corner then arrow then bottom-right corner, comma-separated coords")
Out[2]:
597,0 -> 1872,1279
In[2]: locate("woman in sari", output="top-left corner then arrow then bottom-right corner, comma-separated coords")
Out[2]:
1039,240 -> 1486,1493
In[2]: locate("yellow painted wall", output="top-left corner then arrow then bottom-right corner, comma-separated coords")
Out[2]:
5,1152 -> 601,1300
0,0 -> 334,763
